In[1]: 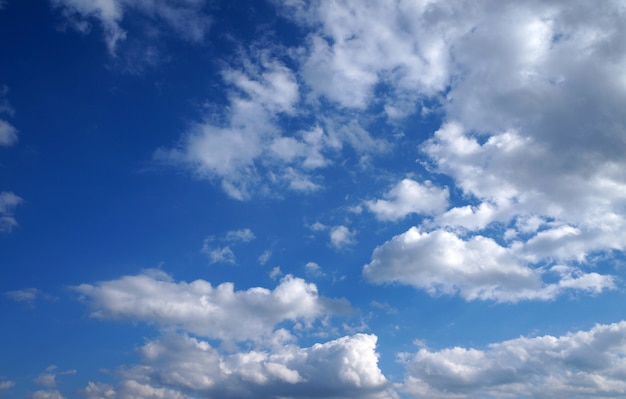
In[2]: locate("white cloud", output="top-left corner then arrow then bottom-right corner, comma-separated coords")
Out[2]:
400,321 -> 626,399
74,271 -> 349,343
0,191 -> 23,233
0,380 -> 15,390
202,228 -> 255,264
79,382 -> 116,399
0,86 -> 17,146
0,119 -> 17,147
31,390 -> 65,399
202,245 -> 235,265
4,288 -> 56,306
31,366 -> 76,399
156,58 -> 316,200
330,225 -> 356,249
364,227 -> 614,302
287,0 -> 451,110
278,0 -> 626,281
225,228 -> 255,242
269,266 -> 282,279
50,0 -> 211,54
305,261 -> 323,277
366,178 -> 449,221
86,332 -> 394,399
258,250 -> 272,265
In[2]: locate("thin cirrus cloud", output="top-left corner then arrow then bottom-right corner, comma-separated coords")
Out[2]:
49,0 -> 211,55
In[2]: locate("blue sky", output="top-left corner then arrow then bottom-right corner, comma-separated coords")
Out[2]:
2,0 -> 626,398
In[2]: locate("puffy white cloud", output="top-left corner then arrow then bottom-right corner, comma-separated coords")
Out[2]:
74,271 -> 349,342
330,225 -> 357,249
0,191 -> 23,233
364,227 -> 614,302
282,0 -> 452,110
156,58 -> 326,199
49,0 -> 211,54
86,332 -> 394,399
366,179 -> 449,221
0,380 -> 15,390
400,321 -> 626,399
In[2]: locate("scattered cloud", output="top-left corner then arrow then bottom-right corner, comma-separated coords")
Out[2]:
0,380 -> 14,390
202,228 -> 255,264
400,321 -> 626,399
30,366 -> 76,399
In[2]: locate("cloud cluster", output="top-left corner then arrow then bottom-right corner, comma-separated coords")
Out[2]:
272,0 -> 626,301
400,321 -> 626,399
74,270 -> 349,343
75,272 -> 392,399
81,332 -> 393,399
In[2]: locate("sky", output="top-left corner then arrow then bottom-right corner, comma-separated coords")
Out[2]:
1,0 -> 626,398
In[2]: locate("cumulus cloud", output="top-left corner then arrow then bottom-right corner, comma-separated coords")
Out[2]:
400,321 -> 626,399
74,271 -> 349,343
49,0 -> 211,54
364,227 -> 614,302
366,178 -> 449,221
83,332 -> 394,399
0,191 -> 23,233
